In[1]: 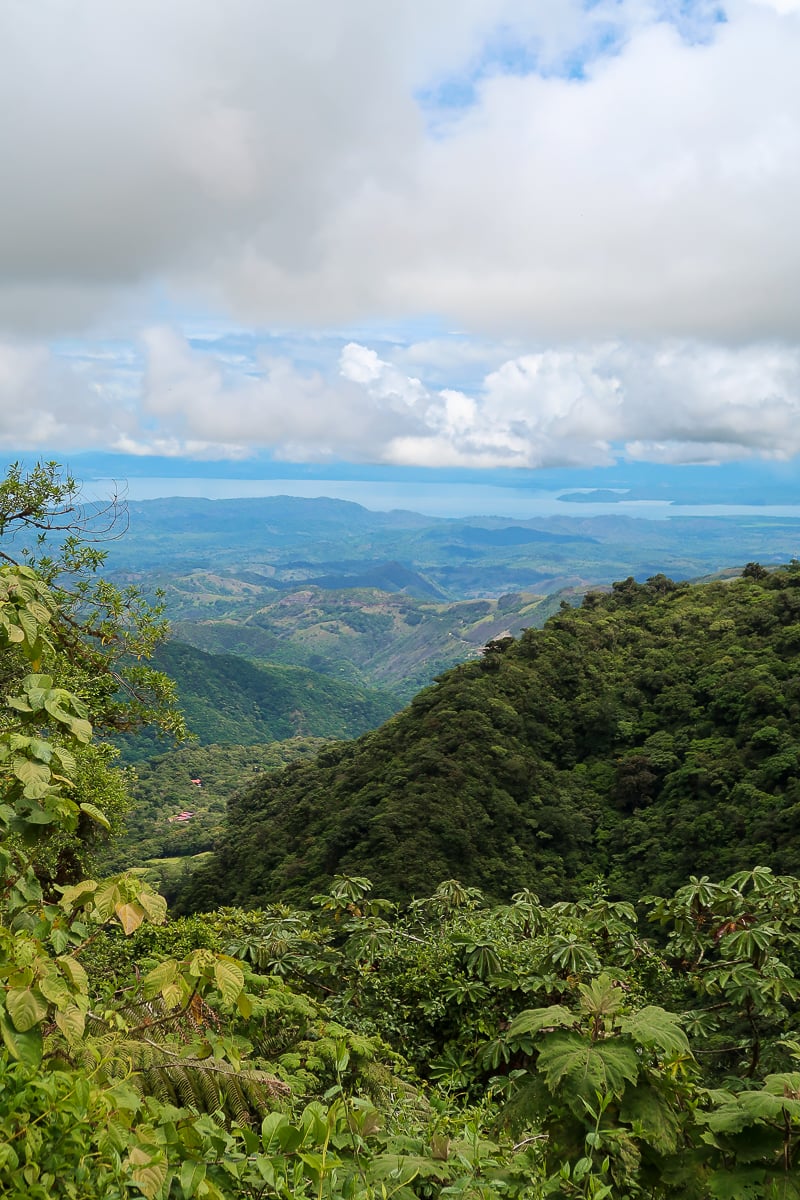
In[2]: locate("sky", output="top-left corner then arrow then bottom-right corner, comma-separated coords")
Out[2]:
2,0 -> 800,484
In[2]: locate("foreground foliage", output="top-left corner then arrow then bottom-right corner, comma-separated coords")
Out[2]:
3,563 -> 798,1199
3,474 -> 800,1197
73,865 -> 800,1198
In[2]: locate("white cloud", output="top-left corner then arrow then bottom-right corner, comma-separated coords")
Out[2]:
395,337 -> 518,386
5,327 -> 800,469
136,327 -> 427,461
198,1 -> 800,341
340,343 -> 426,409
343,338 -> 800,467
749,0 -> 800,13
0,341 -> 135,450
339,344 -> 384,386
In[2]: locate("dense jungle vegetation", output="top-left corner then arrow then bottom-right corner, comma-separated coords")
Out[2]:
2,462 -> 800,1198
179,564 -> 800,912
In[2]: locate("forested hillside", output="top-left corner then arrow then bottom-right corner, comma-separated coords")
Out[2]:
179,564 -> 800,911
115,640 -> 400,761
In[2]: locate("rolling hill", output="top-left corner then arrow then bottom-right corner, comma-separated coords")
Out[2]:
169,586 -> 559,701
104,494 -> 800,603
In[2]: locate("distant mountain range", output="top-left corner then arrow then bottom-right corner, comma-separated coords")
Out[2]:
96,493 -> 800,721
105,494 -> 800,603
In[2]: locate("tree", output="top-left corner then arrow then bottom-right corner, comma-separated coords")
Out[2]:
0,460 -> 183,738
0,461 -> 185,884
0,559 -> 303,1199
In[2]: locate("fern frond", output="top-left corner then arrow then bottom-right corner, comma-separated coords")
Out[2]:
47,989 -> 289,1124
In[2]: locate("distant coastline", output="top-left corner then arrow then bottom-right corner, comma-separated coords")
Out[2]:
86,475 -> 800,524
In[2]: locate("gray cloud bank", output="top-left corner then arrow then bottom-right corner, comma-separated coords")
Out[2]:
1,0 -> 800,467
1,0 -> 799,340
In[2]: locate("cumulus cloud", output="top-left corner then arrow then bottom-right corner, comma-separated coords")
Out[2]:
3,325 -> 800,468
357,338 -> 800,467
135,327 -> 429,461
0,341 -> 136,450
41,332 -> 783,468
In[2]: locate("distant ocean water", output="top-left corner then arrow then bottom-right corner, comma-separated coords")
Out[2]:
87,477 -> 800,522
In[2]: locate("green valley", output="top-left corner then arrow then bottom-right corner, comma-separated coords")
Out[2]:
100,739 -> 330,899
99,494 -> 800,706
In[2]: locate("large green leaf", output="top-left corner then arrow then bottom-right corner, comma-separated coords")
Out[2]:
69,717 -> 93,743
764,1071 -> 800,1099
142,959 -> 178,999
0,1009 -> 43,1066
54,1005 -> 86,1044
619,1084 -> 681,1155
114,900 -> 145,935
537,1031 -> 640,1102
735,1079 -> 800,1123
92,879 -> 122,921
579,974 -> 625,1020
27,738 -> 53,763
58,955 -> 89,993
162,981 -> 184,1009
12,757 -> 51,799
52,744 -> 76,776
22,672 -> 53,695
79,802 -> 111,830
58,879 -> 98,909
10,867 -> 43,904
179,1160 -> 207,1196
137,888 -> 168,924
507,1005 -> 574,1039
25,598 -> 53,626
214,958 -> 245,1005
37,971 -> 71,1008
260,1112 -> 304,1154
17,607 -> 39,646
708,1168 -> 772,1199
6,986 -> 48,1032
127,1147 -> 168,1200
620,1007 -> 690,1059
704,1102 -> 752,1136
